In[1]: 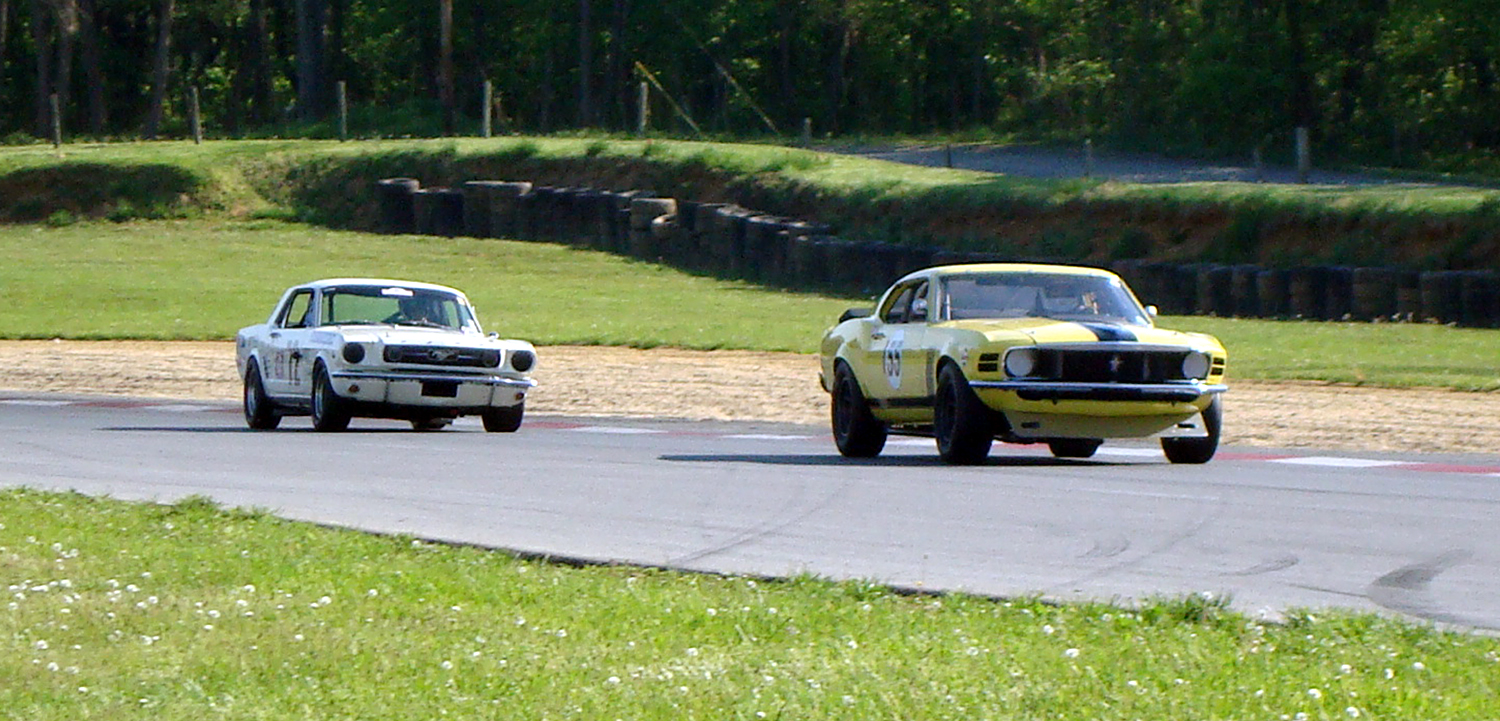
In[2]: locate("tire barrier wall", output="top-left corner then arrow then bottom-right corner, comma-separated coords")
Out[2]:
376,178 -> 1500,327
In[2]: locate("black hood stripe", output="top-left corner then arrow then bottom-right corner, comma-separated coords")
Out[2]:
1075,322 -> 1138,342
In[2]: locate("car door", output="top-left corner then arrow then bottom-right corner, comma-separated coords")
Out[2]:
262,288 -> 316,398
864,279 -> 932,408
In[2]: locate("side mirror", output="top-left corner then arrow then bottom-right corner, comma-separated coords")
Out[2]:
1145,305 -> 1159,317
910,297 -> 929,322
839,307 -> 873,324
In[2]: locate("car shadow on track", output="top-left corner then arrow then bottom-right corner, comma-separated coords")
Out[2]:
99,426 -> 439,434
659,453 -> 1125,467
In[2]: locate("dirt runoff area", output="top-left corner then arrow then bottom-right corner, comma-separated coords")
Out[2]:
2,340 -> 1497,455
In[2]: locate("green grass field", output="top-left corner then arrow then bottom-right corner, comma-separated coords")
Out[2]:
3,218 -> 1499,390
4,488 -> 1497,720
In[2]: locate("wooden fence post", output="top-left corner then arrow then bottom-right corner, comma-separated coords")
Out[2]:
50,94 -> 62,148
337,81 -> 349,141
482,80 -> 493,138
1295,127 -> 1311,183
190,87 -> 203,144
636,82 -> 650,136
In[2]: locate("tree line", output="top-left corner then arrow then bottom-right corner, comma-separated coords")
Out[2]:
2,0 -> 1496,166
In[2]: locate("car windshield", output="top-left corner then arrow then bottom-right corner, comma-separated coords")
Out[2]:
939,272 -> 1150,325
322,286 -> 477,331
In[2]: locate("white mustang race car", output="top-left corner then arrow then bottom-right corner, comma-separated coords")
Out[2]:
235,278 -> 537,432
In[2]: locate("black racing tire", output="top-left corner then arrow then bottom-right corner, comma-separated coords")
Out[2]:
482,403 -> 524,433
310,365 -> 352,432
243,361 -> 281,431
410,417 -> 453,431
1162,394 -> 1222,464
934,363 -> 993,465
831,364 -> 887,458
1048,438 -> 1102,459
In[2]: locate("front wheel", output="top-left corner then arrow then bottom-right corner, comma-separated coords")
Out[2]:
831,365 -> 887,458
243,361 -> 281,430
1162,395 -> 1222,464
934,364 -> 993,465
311,366 -> 352,432
482,403 -> 524,433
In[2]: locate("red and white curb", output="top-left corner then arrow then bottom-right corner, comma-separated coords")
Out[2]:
7,396 -> 1500,477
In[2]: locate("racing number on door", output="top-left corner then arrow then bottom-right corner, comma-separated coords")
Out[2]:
883,329 -> 904,389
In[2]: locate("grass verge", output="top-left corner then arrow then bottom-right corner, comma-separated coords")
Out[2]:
4,487 -> 1498,720
4,219 -> 1500,390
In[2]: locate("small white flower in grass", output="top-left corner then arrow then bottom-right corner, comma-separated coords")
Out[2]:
1346,708 -> 1362,718
46,662 -> 59,672
706,608 -> 717,616
293,634 -> 304,642
1412,662 -> 1426,671
1063,648 -> 1080,659
1043,624 -> 1055,635
847,639 -> 859,649
686,647 -> 700,657
1309,688 -> 1323,700
203,625 -> 214,631
441,661 -> 454,670
126,585 -> 139,593
606,676 -> 621,685
1340,664 -> 1352,674
1384,668 -> 1394,679
33,640 -> 48,650
242,584 -> 256,594
367,589 -> 379,597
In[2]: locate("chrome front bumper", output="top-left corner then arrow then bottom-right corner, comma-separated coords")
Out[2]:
969,380 -> 1226,403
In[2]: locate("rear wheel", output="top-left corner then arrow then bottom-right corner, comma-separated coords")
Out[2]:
482,403 -> 524,433
1048,438 -> 1102,459
934,364 -> 993,465
1162,395 -> 1222,464
311,366 -> 352,432
242,361 -> 280,430
831,364 -> 887,458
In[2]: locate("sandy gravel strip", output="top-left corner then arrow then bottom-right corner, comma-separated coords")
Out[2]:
2,340 -> 1497,455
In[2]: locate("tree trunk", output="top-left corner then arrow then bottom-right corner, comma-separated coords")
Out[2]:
1283,0 -> 1314,128
30,0 -> 53,137
1,0 -> 11,76
295,0 -> 327,122
577,0 -> 592,127
438,0 -> 454,134
142,0 -> 173,138
52,0 -> 78,127
607,0 -> 628,129
245,0 -> 271,124
77,0 -> 104,133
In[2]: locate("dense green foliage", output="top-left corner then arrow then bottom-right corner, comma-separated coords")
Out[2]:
5,1 -> 1500,173
5,487 -> 1500,719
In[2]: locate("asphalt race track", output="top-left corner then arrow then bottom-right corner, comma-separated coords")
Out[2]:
4,392 -> 1500,630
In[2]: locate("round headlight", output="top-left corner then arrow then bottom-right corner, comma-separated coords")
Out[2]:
1003,348 -> 1036,378
481,350 -> 502,367
1181,351 -> 1211,380
342,342 -> 366,363
509,349 -> 536,373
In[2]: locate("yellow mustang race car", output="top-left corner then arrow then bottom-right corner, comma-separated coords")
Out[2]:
820,263 -> 1227,464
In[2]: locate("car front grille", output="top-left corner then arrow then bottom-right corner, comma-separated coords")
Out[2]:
382,345 -> 497,368
1032,348 -> 1193,383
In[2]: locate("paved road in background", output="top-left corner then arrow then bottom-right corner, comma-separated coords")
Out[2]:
5,393 -> 1500,630
832,143 -> 1440,186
